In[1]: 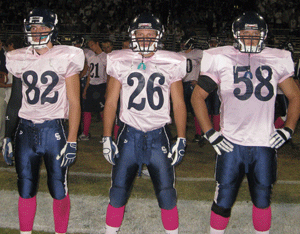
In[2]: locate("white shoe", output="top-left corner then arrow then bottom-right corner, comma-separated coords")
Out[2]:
166,229 -> 178,234
105,224 -> 120,234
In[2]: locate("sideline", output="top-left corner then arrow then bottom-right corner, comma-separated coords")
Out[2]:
0,190 -> 299,234
1,167 -> 300,184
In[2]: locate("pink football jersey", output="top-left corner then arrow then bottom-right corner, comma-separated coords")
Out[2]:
83,48 -> 94,57
85,51 -> 107,85
107,49 -> 186,132
201,46 -> 294,146
178,48 -> 203,82
6,45 -> 85,123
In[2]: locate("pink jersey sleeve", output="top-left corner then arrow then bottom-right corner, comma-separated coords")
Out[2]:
200,47 -> 227,84
64,47 -> 85,77
169,53 -> 187,83
107,50 -> 133,81
275,49 -> 294,83
6,47 -> 29,78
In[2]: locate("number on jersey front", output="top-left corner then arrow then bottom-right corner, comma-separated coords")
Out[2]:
23,70 -> 59,105
233,65 -> 274,101
127,72 -> 165,111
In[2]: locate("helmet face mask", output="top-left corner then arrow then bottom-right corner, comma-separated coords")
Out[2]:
208,36 -> 220,48
232,12 -> 267,53
236,29 -> 263,53
128,13 -> 164,54
181,37 -> 195,50
24,8 -> 58,49
132,29 -> 159,54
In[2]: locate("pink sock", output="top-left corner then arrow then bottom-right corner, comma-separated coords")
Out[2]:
114,124 -> 120,140
53,194 -> 70,233
210,211 -> 229,230
18,196 -> 37,231
252,205 -> 271,232
213,114 -> 220,131
83,112 -> 92,136
194,117 -> 202,135
106,204 -> 125,228
274,117 -> 285,129
161,206 -> 179,231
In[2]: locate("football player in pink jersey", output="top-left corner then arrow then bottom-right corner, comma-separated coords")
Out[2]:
204,35 -> 221,132
191,12 -> 300,234
79,38 -> 107,140
178,37 -> 204,144
102,13 -> 187,234
2,8 -> 84,234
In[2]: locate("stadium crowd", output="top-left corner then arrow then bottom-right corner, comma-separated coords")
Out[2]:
1,0 -> 300,38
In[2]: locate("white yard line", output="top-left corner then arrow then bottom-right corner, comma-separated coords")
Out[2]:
1,167 -> 300,185
1,167 -> 300,233
0,190 -> 299,234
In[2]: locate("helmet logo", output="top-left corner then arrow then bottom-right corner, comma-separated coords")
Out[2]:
138,23 -> 152,29
29,16 -> 44,24
244,23 -> 258,30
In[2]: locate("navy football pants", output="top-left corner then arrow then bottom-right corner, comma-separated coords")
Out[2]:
15,118 -> 68,200
213,142 -> 277,210
109,124 -> 177,210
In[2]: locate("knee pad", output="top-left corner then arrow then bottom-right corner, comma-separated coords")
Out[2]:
251,184 -> 272,209
211,202 -> 232,218
214,183 -> 240,209
110,186 -> 130,208
48,179 -> 67,200
18,178 -> 38,199
157,188 -> 177,210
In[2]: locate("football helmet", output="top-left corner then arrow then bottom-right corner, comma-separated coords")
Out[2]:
232,11 -> 267,53
181,37 -> 195,50
128,12 -> 164,54
278,37 -> 294,55
71,35 -> 85,47
24,8 -> 58,49
207,35 -> 220,48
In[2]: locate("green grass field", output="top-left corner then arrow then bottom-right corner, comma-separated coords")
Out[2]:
0,113 -> 299,233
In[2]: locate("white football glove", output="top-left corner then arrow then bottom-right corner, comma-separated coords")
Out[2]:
56,142 -> 77,167
270,127 -> 293,149
204,129 -> 234,155
168,137 -> 186,166
2,137 -> 13,165
102,136 -> 119,165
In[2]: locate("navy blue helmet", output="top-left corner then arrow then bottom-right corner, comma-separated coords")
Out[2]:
24,8 -> 58,48
128,13 -> 164,54
232,11 -> 267,53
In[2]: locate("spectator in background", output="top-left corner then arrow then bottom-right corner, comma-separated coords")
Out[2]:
121,38 -> 130,49
5,35 -> 24,51
102,40 -> 113,54
0,35 -> 24,151
0,38 -> 8,150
